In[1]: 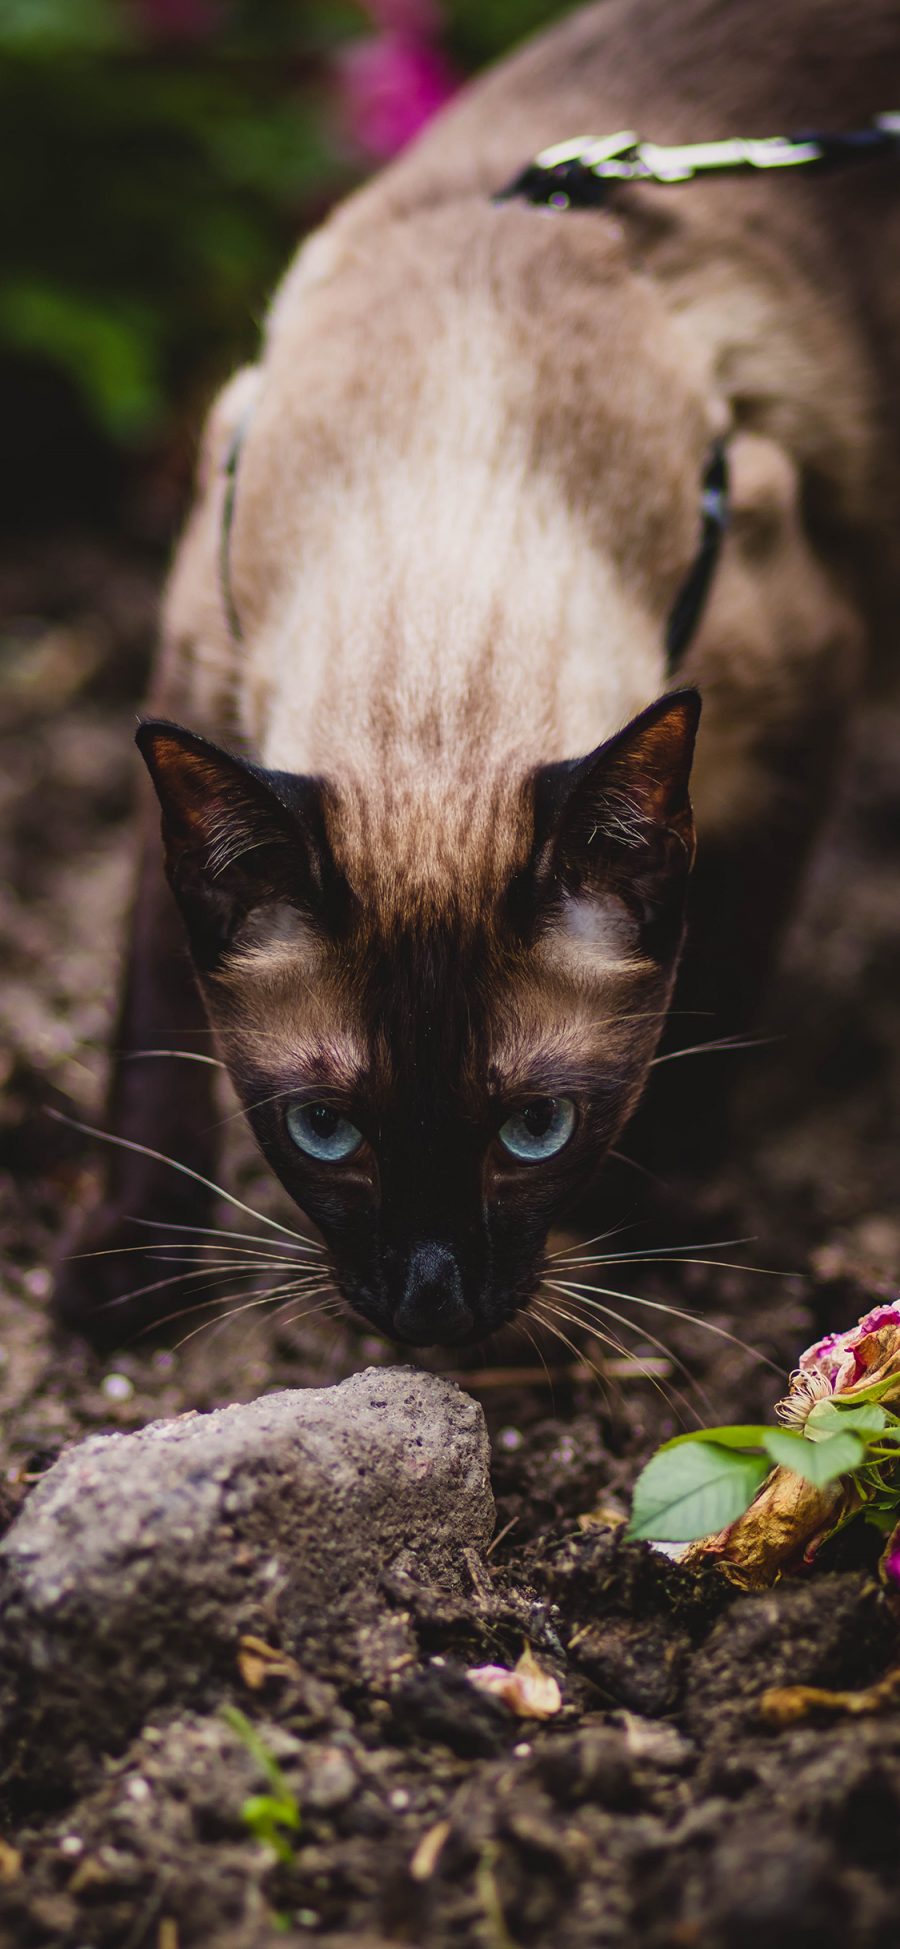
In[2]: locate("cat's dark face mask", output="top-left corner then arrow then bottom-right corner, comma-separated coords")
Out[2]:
137,690 -> 700,1348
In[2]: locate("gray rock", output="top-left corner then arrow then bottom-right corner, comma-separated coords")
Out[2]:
0,1368 -> 493,1766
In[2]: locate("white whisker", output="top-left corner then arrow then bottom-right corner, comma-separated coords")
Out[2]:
48,1109 -> 321,1249
549,1276 -> 782,1373
124,1050 -> 227,1069
130,1216 -> 321,1254
649,1034 -> 776,1067
172,1277 -> 333,1351
544,1283 -> 711,1422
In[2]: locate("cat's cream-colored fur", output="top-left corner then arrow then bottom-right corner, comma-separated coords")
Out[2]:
56,0 -> 900,1341
157,0 -> 899,910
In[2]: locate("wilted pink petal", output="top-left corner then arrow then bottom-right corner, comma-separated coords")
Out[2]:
466,1649 -> 562,1719
778,1299 -> 900,1425
339,33 -> 457,159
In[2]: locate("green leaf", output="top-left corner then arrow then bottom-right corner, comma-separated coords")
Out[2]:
805,1399 -> 889,1440
761,1427 -> 865,1485
659,1425 -> 771,1454
221,1706 -> 294,1802
241,1792 -> 300,1864
627,1441 -> 770,1542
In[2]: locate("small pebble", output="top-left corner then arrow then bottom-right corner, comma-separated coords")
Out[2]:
102,1373 -> 134,1403
126,1777 -> 150,1802
389,1788 -> 410,1810
514,1743 -> 532,1758
498,1427 -> 523,1451
59,1836 -> 83,1857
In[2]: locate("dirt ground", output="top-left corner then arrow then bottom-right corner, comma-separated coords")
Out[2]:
1,534 -> 899,1946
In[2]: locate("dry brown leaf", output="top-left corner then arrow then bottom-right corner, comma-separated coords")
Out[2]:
0,1840 -> 20,1884
760,1667 -> 900,1726
409,1819 -> 451,1881
237,1634 -> 301,1690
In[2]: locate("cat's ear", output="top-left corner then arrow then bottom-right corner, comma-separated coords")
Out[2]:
136,721 -> 349,970
528,690 -> 701,953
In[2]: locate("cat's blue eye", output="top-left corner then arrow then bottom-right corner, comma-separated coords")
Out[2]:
285,1100 -> 363,1162
498,1096 -> 576,1162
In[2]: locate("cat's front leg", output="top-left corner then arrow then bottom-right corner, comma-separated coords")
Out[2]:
53,789 -> 219,1345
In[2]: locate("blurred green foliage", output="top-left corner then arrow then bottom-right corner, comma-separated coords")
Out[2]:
0,0 -> 572,479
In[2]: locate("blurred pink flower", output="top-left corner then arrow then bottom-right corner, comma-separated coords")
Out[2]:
361,0 -> 444,29
883,1527 -> 900,1590
134,0 -> 221,41
339,31 -> 457,160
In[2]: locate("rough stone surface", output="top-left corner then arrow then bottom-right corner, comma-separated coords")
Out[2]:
0,1368 -> 493,1760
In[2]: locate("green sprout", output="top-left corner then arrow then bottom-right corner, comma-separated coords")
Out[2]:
221,1705 -> 301,1867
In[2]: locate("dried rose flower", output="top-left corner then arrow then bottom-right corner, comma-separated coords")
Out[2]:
778,1303 -> 900,1427
685,1303 -> 900,1588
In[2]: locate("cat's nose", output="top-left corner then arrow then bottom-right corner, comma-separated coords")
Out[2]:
392,1242 -> 474,1345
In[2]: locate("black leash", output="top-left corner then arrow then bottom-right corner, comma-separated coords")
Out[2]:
496,111 -> 898,666
497,113 -> 900,211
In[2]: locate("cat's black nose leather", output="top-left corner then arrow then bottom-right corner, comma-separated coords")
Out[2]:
393,1242 -> 474,1345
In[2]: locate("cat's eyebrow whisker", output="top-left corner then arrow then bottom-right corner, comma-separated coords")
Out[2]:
212,1086 -> 303,1128
585,1008 -> 714,1028
124,1050 -> 227,1069
47,1109 -> 321,1249
607,1148 -> 668,1186
649,1034 -> 778,1067
544,1282 -> 712,1423
549,1276 -> 783,1374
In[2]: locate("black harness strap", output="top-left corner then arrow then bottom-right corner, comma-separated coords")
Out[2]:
665,441 -> 729,667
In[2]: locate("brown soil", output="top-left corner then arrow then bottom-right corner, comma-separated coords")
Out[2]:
1,536 -> 899,1947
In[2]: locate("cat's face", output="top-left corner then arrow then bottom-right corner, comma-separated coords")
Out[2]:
138,691 -> 699,1345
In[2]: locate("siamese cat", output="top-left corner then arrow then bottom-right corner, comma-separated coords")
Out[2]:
57,0 -> 900,1346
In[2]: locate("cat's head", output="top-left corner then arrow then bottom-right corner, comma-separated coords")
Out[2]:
137,688 -> 699,1345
